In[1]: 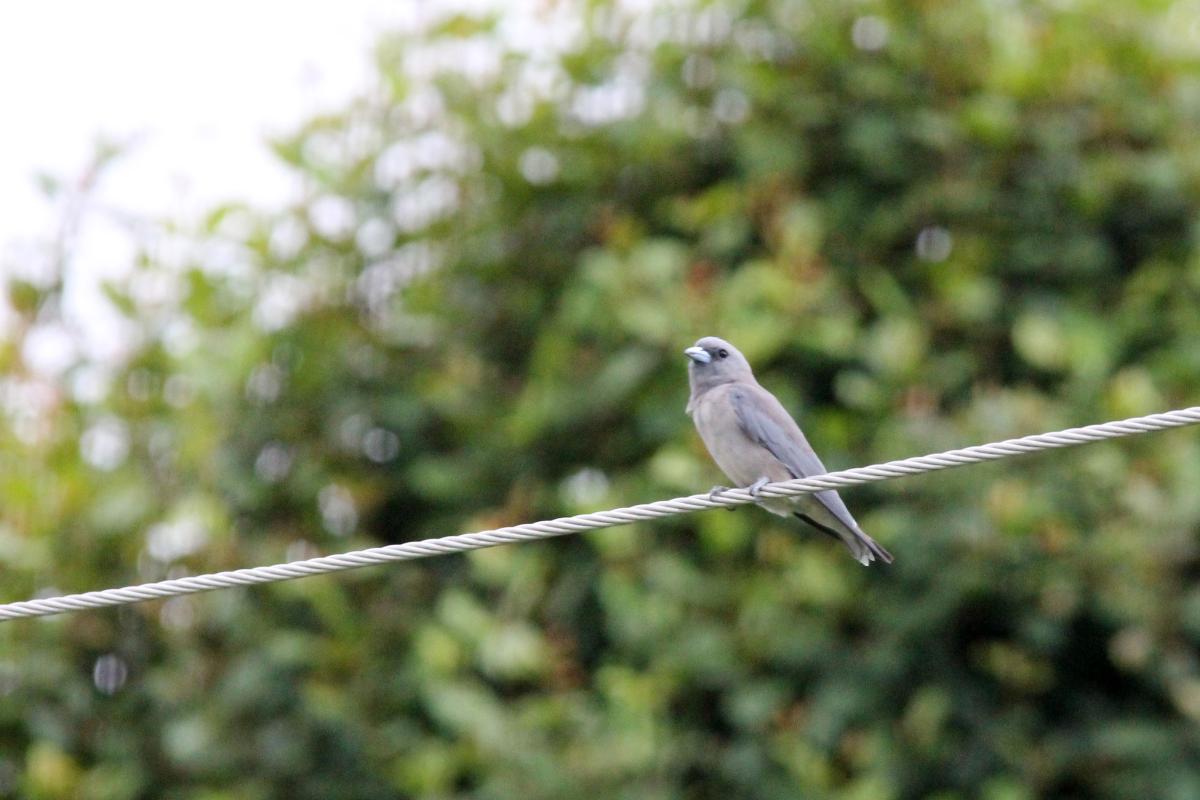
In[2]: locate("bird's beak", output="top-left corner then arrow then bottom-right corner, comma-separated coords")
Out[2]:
684,346 -> 711,364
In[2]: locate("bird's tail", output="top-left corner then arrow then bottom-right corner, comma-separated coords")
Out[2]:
852,529 -> 894,566
794,513 -> 894,566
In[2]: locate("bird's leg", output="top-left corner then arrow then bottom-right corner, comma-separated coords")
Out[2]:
707,485 -> 730,502
747,477 -> 770,497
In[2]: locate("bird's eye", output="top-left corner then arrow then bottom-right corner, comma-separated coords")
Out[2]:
717,349 -> 728,359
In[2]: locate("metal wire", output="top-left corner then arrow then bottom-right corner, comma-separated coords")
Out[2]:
3,405 -> 1199,622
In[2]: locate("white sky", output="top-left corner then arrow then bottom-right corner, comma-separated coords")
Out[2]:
0,0 -> 406,363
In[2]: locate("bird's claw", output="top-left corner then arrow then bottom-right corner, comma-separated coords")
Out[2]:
708,485 -> 730,502
747,477 -> 770,497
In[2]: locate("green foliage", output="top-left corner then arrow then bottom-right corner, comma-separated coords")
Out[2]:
4,0 -> 1200,797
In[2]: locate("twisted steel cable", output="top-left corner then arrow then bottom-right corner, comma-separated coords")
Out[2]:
3,405 -> 1198,622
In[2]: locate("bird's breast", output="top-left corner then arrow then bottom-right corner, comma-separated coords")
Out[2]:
692,390 -> 790,488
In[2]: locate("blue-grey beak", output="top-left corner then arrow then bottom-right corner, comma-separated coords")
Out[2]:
684,346 -> 711,364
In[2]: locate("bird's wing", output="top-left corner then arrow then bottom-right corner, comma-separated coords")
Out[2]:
729,383 -> 864,533
729,384 -> 826,475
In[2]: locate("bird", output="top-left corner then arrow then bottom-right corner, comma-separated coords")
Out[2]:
684,336 -> 893,566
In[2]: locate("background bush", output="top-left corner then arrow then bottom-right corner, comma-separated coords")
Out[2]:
3,1 -> 1200,797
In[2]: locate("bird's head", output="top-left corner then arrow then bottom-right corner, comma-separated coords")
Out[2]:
684,336 -> 754,394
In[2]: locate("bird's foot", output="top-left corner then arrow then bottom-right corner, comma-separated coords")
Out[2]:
708,485 -> 731,502
747,477 -> 770,497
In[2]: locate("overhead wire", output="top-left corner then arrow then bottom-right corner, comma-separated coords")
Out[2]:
2,405 -> 1198,621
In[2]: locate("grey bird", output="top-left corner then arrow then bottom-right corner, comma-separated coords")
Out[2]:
685,336 -> 893,566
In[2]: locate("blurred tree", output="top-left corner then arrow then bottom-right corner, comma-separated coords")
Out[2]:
3,0 -> 1200,798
